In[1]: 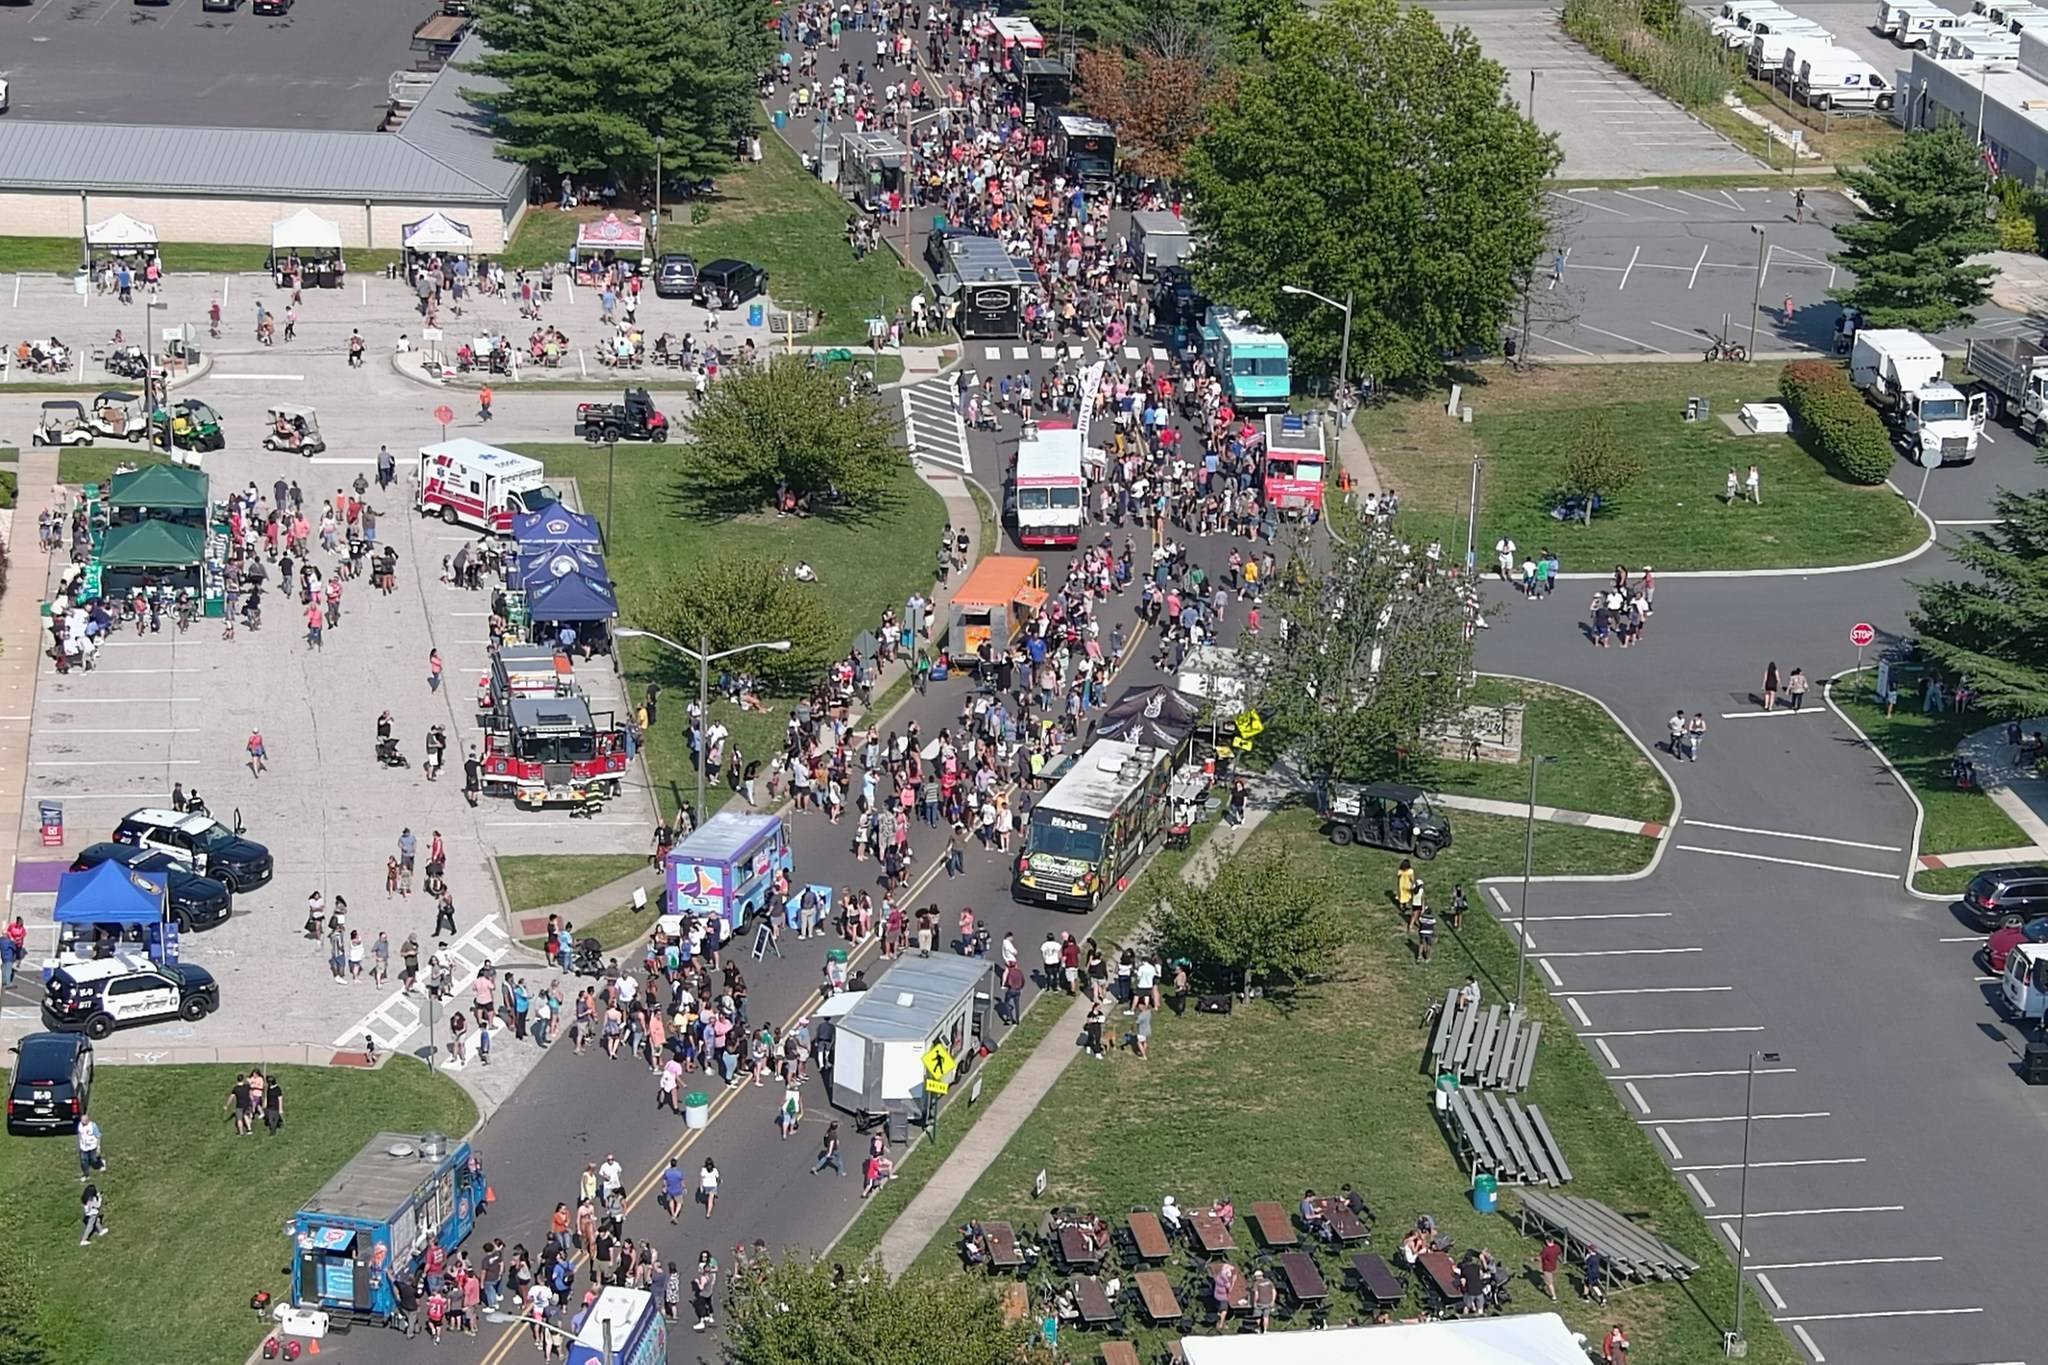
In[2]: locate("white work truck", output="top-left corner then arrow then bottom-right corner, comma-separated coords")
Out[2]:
1965,334 -> 2048,443
1851,329 -> 1986,466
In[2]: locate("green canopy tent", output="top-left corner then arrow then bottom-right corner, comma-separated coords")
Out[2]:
107,464 -> 209,526
97,518 -> 205,597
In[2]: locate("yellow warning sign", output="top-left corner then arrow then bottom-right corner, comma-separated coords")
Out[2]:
924,1075 -> 950,1095
924,1042 -> 957,1081
1235,710 -> 1265,739
1231,735 -> 1255,752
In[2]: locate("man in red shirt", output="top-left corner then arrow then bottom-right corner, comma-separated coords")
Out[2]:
1539,1237 -> 1563,1301
423,1285 -> 447,1342
1061,934 -> 1081,995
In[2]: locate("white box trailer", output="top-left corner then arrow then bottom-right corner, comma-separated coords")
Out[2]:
826,954 -> 989,1118
1851,328 -> 1985,465
1130,210 -> 1193,282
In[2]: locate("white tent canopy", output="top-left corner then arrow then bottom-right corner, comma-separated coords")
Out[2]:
1179,1315 -> 1589,1365
270,208 -> 344,252
86,213 -> 158,248
402,211 -> 473,253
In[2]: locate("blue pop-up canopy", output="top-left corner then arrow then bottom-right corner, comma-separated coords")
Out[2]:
526,569 -> 619,622
53,860 -> 168,925
513,544 -> 611,593
512,503 -> 602,549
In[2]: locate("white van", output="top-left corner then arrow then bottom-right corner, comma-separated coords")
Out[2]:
1989,0 -> 2040,25
1796,49 -> 1897,107
1717,2 -> 1796,44
1751,27 -> 1834,74
1898,7 -> 1976,44
1876,0 -> 1944,35
1940,26 -> 2021,54
1775,35 -> 1838,84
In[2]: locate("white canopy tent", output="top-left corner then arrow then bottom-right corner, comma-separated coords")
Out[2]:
86,213 -> 159,249
402,211 -> 473,253
270,208 -> 344,253
1179,1315 -> 1589,1365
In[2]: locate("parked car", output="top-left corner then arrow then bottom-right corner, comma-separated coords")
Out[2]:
41,953 -> 219,1039
1962,865 -> 2048,929
6,1033 -> 93,1135
696,258 -> 766,310
112,808 -> 273,891
253,0 -> 291,13
70,842 -> 234,932
654,253 -> 698,300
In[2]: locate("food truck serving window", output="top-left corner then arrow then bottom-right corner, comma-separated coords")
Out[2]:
1027,813 -> 1104,862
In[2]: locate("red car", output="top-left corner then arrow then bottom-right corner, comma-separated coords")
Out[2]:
1983,919 -> 2048,974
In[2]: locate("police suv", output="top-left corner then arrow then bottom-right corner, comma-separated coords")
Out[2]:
41,952 -> 220,1039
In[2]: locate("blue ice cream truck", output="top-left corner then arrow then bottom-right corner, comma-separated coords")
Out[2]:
291,1132 -> 486,1324
664,811 -> 792,932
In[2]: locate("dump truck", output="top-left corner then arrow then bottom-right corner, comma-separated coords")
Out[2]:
1966,335 -> 2048,444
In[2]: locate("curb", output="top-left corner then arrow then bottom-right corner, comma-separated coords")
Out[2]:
1821,667 -> 1961,903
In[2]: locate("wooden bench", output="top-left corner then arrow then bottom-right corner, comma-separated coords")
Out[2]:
1250,1200 -> 1298,1248
1134,1269 -> 1183,1325
1427,989 -> 1543,1093
1188,1212 -> 1235,1255
1101,1345 -> 1141,1365
1126,1211 -> 1171,1262
986,1220 -> 1026,1270
1060,1225 -> 1102,1269
1441,1087 -> 1572,1186
1275,1250 -> 1329,1307
1351,1252 -> 1405,1308
1518,1191 -> 1699,1284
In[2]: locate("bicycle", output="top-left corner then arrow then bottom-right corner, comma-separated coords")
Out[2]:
1702,340 -> 1748,363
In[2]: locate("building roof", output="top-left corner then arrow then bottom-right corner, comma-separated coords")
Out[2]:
0,34 -> 522,205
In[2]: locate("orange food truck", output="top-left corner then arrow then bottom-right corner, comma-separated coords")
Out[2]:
945,556 -> 1046,659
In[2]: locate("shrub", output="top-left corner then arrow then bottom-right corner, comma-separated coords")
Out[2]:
1780,360 -> 1895,485
1563,0 -> 1736,109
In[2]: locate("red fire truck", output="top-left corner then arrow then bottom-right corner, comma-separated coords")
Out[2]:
479,695 -> 630,804
475,646 -> 576,727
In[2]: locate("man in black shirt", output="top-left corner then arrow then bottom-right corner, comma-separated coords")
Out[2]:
463,750 -> 481,808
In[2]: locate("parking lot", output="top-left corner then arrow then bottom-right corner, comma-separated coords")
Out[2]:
1432,3 -> 1767,179
0,0 -> 427,129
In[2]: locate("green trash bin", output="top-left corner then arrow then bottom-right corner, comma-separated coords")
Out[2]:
1472,1172 -> 1498,1214
684,1091 -> 710,1130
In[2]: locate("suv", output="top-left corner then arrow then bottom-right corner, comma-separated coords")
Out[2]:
1962,865 -> 2048,929
42,953 -> 219,1039
71,843 -> 233,931
112,809 -> 272,891
696,258 -> 766,310
7,1033 -> 94,1135
654,253 -> 698,300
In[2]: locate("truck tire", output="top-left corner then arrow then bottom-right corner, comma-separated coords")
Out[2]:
653,428 -> 669,443
1329,824 -> 1354,846
441,505 -> 460,526
1983,390 -> 2003,422
1814,93 -> 1832,110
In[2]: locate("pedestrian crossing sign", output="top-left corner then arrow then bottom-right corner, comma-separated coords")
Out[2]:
1231,735 -> 1255,752
924,1042 -> 956,1082
925,1074 -> 950,1095
1235,710 -> 1264,740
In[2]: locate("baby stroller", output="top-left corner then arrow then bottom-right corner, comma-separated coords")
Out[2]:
572,937 -> 605,976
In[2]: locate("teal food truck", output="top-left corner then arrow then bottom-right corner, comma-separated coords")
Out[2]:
291,1132 -> 486,1324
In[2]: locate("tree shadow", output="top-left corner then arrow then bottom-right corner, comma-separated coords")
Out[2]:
658,466 -> 905,526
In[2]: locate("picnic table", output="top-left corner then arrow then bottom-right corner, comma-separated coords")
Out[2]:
986,1221 -> 1026,1270
1417,1251 -> 1464,1311
1351,1252 -> 1405,1309
1275,1250 -> 1329,1307
1188,1212 -> 1236,1255
1134,1270 -> 1183,1325
1101,1344 -> 1141,1365
1072,1275 -> 1117,1327
1208,1260 -> 1252,1312
1126,1211 -> 1171,1262
1060,1226 -> 1102,1269
1250,1201 -> 1298,1248
1314,1197 -> 1370,1243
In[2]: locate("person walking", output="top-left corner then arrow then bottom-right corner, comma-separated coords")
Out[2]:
1745,463 -> 1762,505
478,383 -> 495,423
1540,1235 -> 1564,1301
1787,666 -> 1809,711
77,1111 -> 106,1180
246,728 -> 268,778
699,1158 -> 720,1218
1761,661 -> 1781,712
1667,709 -> 1688,759
1686,712 -> 1707,762
690,1251 -> 718,1331
427,648 -> 444,693
80,1184 -> 109,1245
812,1121 -> 845,1176
660,1158 -> 687,1224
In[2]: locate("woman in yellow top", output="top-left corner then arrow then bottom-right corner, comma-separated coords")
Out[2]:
1396,859 -> 1417,919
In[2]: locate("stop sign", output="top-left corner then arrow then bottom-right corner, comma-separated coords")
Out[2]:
434,405 -> 455,426
1849,622 -> 1877,647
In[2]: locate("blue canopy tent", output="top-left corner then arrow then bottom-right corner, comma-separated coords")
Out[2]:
526,569 -> 619,622
53,860 -> 176,961
512,544 -> 611,593
512,504 -> 602,549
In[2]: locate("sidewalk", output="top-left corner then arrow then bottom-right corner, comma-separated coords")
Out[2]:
0,448 -> 59,932
1430,790 -> 1669,838
871,776 -> 1293,1278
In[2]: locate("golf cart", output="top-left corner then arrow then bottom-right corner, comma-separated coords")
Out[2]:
88,391 -> 149,442
148,398 -> 225,453
260,404 -> 326,455
1323,781 -> 1453,860
32,401 -> 95,447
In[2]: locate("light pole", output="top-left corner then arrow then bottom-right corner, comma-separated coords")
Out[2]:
615,627 -> 792,824
1513,753 -> 1557,1012
1463,457 -> 1483,575
580,429 -> 616,549
484,1308 -> 612,1365
1727,1049 -> 1782,1358
1748,226 -> 1768,362
1279,283 -> 1354,412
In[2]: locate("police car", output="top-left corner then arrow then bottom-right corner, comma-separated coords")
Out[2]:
112,808 -> 273,891
41,953 -> 220,1039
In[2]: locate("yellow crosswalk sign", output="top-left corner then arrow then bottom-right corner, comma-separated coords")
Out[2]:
924,1042 -> 956,1081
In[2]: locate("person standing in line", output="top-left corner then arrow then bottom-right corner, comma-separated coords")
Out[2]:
999,956 -> 1024,1025
1787,667 -> 1809,711
1762,661 -> 1781,712
80,1184 -> 109,1244
77,1111 -> 105,1179
1131,1000 -> 1153,1058
699,1158 -> 720,1218
690,1251 -> 718,1331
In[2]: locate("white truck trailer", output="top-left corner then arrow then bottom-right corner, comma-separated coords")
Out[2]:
1966,335 -> 2048,444
1850,329 -> 1986,466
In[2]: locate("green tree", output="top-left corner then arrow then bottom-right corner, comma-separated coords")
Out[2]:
645,552 -> 837,693
1831,127 -> 1997,332
677,356 -> 906,513
1252,500 -> 1476,781
1556,411 -> 1647,522
722,1254 -> 1034,1365
1183,0 -> 1559,387
1909,488 -> 2048,717
465,0 -> 769,180
1151,847 -> 1345,993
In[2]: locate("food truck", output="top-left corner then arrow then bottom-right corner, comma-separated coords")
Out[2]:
838,130 -> 909,212
825,954 -> 989,1118
417,439 -> 561,534
568,1287 -> 666,1365
1006,422 -> 1086,548
944,555 -> 1047,659
291,1133 -> 486,1326
1260,412 -> 1328,515
664,811 -> 793,931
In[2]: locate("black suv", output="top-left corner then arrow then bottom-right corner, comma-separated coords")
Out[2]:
1963,865 -> 2048,929
654,253 -> 698,300
696,258 -> 766,310
112,808 -> 272,891
71,843 -> 233,931
7,1033 -> 93,1135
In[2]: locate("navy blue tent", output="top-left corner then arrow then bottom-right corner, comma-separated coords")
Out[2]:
526,569 -> 619,622
513,544 -> 611,593
512,503 -> 602,549
53,860 -> 167,925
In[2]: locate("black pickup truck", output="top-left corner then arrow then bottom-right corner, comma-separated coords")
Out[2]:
573,388 -> 669,443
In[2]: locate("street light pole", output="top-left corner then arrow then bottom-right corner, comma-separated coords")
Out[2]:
1514,753 -> 1556,1012
605,437 -> 616,555
1748,226 -> 1768,363
1728,1049 -> 1782,1357
1279,283 -> 1354,407
614,627 -> 793,826
484,1308 -> 612,1365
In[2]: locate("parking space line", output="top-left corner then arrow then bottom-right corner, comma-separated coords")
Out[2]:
1616,1066 -> 1793,1079
1540,959 -> 1563,987
1594,1038 -> 1619,1069
34,758 -> 200,766
1685,1172 -> 1715,1208
1756,1273 -> 1787,1310
1643,1110 -> 1822,1124
1689,243 -> 1710,290
1676,189 -> 1734,212
1675,845 -> 1897,880
56,728 -> 201,734
1519,912 -> 1672,922
1579,323 -> 1671,354
1718,1205 -> 1904,1219
1649,319 -> 1711,341
1619,245 -> 1641,290
1748,1255 -> 1940,1269
1624,1081 -> 1651,1114
1531,333 -> 1598,357
1613,190 -> 1688,215
1550,190 -> 1630,217
1572,987 -> 1733,997
1792,1325 -> 1826,1362
1654,1126 -> 1684,1160
1676,1158 -> 1864,1172
1598,1025 -> 1765,1038
1938,935 -> 1982,943
1776,1308 -> 1981,1323
1539,947 -> 1702,957
1683,819 -> 1901,853
1566,997 -> 1592,1026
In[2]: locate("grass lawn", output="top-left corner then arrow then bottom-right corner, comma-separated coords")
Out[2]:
0,1059 -> 474,1365
521,895 -> 666,953
896,809 -> 1797,1364
1833,685 -> 2029,856
0,446 -> 19,464
501,132 -> 922,349
1407,676 -> 1674,824
497,852 -> 650,913
507,443 -> 946,820
0,239 -> 401,275
1361,364 -> 1924,571
55,446 -> 170,488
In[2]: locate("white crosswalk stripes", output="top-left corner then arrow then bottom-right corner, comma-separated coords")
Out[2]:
899,379 -> 973,475
334,917 -> 512,1054
977,342 -> 1174,364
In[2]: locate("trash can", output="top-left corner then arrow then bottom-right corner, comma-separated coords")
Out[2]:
684,1091 -> 710,1129
748,302 -> 764,327
1472,1172 -> 1498,1214
772,109 -> 788,130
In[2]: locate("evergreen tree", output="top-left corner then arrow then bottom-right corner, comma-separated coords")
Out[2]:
1910,488 -> 2048,718
722,1254 -> 1034,1365
1831,127 -> 1997,332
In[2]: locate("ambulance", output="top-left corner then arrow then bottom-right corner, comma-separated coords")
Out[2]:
416,438 -> 561,534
